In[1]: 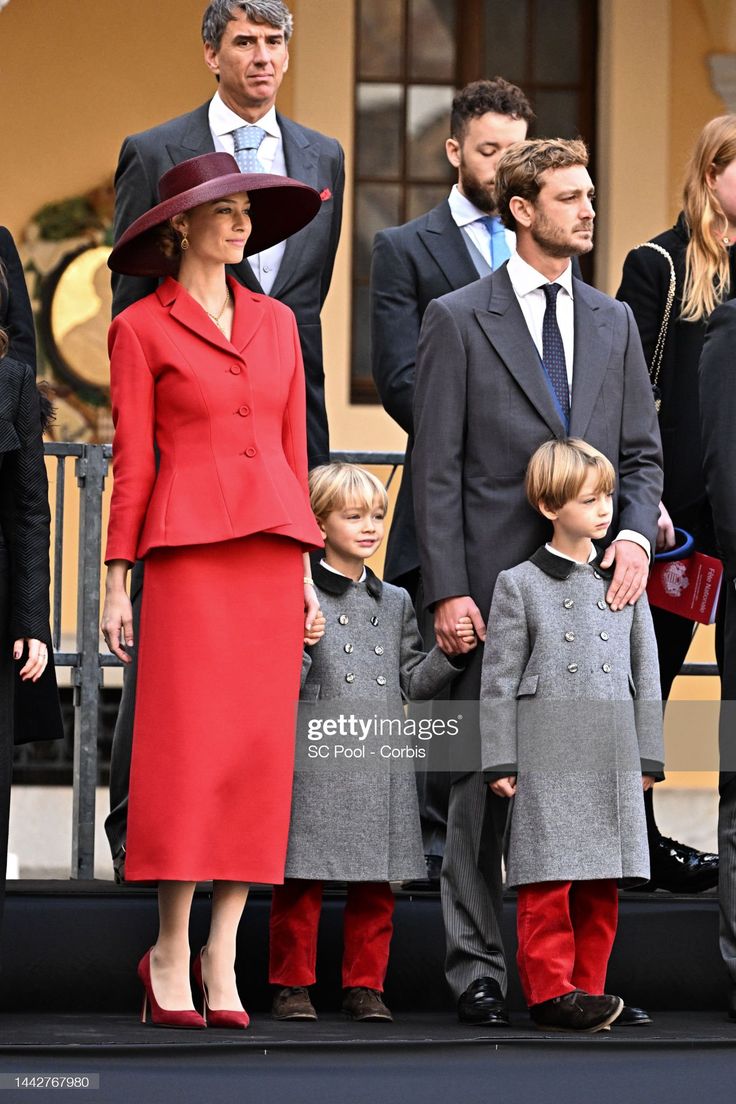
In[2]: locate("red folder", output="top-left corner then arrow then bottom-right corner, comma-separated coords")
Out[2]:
647,550 -> 723,625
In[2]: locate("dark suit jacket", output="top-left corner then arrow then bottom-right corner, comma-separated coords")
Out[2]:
617,212 -> 736,527
0,357 -> 62,745
699,301 -> 736,579
371,201 -> 479,584
371,202 -> 583,584
412,265 -> 663,775
0,228 -> 36,373
111,102 -> 345,468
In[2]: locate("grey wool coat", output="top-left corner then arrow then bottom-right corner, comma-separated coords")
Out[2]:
284,560 -> 464,881
480,547 -> 664,888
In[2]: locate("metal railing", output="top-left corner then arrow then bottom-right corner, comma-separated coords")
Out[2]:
43,443 -> 716,878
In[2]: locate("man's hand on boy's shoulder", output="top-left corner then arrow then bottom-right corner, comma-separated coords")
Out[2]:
434,596 -> 486,654
600,539 -> 649,611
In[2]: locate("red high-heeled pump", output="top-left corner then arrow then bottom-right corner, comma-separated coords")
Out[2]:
137,948 -> 206,1029
192,948 -> 250,1029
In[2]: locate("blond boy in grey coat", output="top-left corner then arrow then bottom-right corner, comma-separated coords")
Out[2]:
270,464 -> 475,1024
481,439 -> 664,1033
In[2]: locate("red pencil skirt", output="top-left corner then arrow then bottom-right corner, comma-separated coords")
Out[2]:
125,533 -> 304,883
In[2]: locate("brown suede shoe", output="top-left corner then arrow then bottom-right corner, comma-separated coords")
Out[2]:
271,986 -> 318,1021
342,987 -> 393,1022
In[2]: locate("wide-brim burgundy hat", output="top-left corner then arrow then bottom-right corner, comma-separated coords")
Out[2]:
108,152 -> 321,277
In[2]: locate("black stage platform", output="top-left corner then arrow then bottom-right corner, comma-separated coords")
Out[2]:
1,884 -> 735,1103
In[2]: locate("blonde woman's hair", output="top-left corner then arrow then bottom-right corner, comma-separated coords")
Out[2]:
525,438 -> 615,514
681,115 -> 736,321
308,463 -> 389,521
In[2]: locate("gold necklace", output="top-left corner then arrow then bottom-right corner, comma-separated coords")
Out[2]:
205,288 -> 231,330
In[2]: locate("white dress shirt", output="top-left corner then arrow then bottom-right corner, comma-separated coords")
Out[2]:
447,185 -> 516,262
508,251 -> 649,558
208,93 -> 287,294
545,543 -> 597,565
506,251 -> 575,389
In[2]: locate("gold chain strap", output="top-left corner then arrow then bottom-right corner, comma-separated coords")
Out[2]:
635,242 -> 676,412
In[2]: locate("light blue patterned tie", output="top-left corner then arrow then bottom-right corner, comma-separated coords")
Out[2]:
541,282 -> 570,419
479,215 -> 511,270
232,125 -> 267,172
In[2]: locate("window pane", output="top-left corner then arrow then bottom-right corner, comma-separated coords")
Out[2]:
358,0 -> 404,79
407,85 -> 455,180
354,184 -> 402,280
533,90 -> 581,140
351,283 -> 372,382
356,84 -> 403,178
484,0 -> 528,85
407,184 -> 451,222
533,0 -> 580,84
409,0 -> 456,81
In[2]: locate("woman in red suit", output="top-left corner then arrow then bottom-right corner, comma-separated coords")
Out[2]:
101,153 -> 324,1029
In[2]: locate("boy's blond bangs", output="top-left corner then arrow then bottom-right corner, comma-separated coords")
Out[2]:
308,463 -> 389,520
525,438 -> 615,513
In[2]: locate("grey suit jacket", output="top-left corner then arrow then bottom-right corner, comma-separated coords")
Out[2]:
412,264 -> 663,776
371,201 -> 479,584
111,101 -> 345,467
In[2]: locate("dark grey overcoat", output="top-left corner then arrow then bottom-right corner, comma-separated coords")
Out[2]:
284,561 -> 464,881
480,547 -> 664,888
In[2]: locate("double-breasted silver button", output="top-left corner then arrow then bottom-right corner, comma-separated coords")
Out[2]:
564,632 -> 575,642
563,599 -> 574,609
370,615 -> 379,626
339,614 -> 349,625
594,571 -> 602,579
602,663 -> 612,673
344,643 -> 353,654
597,600 -> 606,611
567,663 -> 578,673
374,645 -> 384,655
345,672 -> 355,683
376,675 -> 387,686
600,631 -> 609,641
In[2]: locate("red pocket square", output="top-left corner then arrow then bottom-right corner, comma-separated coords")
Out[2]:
319,188 -> 332,202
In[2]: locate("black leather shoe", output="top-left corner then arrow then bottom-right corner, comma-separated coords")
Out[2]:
648,835 -> 719,893
531,991 -> 623,1033
112,847 -> 126,885
402,854 -> 443,891
615,1004 -> 652,1026
457,977 -> 510,1026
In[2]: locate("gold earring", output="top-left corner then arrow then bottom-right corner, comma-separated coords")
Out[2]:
180,234 -> 189,251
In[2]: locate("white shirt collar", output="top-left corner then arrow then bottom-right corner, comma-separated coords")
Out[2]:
545,542 -> 596,565
506,250 -> 574,299
447,184 -> 493,228
209,93 -> 281,140
320,558 -> 367,583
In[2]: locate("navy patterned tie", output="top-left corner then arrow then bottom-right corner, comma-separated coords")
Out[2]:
541,283 -> 570,420
232,125 -> 267,172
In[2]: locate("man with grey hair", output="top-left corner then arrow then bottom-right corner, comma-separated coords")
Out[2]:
106,0 -> 344,880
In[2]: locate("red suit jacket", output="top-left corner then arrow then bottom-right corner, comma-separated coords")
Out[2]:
105,277 -> 323,563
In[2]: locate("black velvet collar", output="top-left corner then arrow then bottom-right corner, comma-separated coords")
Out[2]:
530,544 -> 612,581
310,555 -> 383,599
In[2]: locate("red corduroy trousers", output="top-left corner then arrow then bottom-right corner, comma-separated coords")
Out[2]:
516,879 -> 619,1007
270,879 -> 395,990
